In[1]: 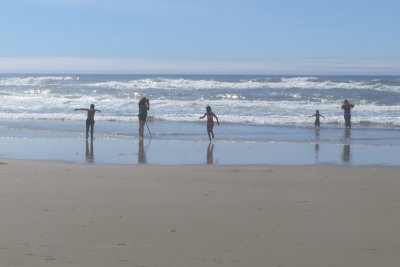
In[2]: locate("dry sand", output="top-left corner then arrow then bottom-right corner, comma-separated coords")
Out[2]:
0,159 -> 399,267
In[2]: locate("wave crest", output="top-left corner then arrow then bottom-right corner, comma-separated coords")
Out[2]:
84,77 -> 400,92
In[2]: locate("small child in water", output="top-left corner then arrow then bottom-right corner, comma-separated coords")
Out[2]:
199,105 -> 219,143
309,110 -> 325,127
74,104 -> 101,140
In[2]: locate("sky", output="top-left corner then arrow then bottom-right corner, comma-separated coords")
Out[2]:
0,0 -> 399,74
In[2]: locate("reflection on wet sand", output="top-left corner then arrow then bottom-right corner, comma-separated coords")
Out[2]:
342,129 -> 351,163
315,143 -> 319,160
138,138 -> 147,164
207,143 -> 214,165
85,140 -> 94,163
314,128 -> 320,160
342,145 -> 351,162
315,127 -> 320,138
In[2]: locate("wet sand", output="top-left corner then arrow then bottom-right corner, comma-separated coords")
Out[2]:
0,160 -> 399,266
0,133 -> 400,165
1,120 -> 400,165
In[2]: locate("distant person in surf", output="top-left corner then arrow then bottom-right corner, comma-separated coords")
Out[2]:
341,99 -> 354,128
309,110 -> 325,128
74,104 -> 101,140
138,97 -> 150,138
199,105 -> 219,143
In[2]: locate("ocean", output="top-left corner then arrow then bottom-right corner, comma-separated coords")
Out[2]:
0,74 -> 400,164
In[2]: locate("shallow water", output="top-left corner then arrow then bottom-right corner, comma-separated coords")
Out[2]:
1,74 -> 399,165
0,120 -> 399,165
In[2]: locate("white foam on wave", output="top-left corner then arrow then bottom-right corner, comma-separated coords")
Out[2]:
2,93 -> 400,125
82,77 -> 400,92
86,78 -> 259,90
144,113 -> 400,127
1,110 -> 400,127
0,76 -> 79,86
2,76 -> 400,93
150,99 -> 400,113
1,74 -> 400,127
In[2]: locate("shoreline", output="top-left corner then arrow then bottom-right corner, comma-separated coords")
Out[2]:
0,136 -> 399,166
0,138 -> 400,166
1,161 -> 399,266
1,120 -> 400,166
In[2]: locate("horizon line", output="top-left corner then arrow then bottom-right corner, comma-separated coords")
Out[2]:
0,72 -> 399,77
1,57 -> 399,75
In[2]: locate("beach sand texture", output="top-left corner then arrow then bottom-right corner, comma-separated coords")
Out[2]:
0,160 -> 399,266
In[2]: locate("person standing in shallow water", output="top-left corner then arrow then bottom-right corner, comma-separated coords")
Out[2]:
309,110 -> 325,128
74,104 -> 101,140
199,105 -> 219,143
341,99 -> 354,128
138,97 -> 150,138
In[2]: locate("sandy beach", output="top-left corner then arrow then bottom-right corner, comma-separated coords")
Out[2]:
1,160 -> 399,266
2,0 -> 400,264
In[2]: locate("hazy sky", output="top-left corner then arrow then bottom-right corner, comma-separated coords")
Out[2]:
1,0 -> 399,74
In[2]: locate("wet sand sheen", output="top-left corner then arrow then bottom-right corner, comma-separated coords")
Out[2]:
0,160 -> 399,266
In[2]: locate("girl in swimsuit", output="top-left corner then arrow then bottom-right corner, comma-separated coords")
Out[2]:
199,105 -> 219,143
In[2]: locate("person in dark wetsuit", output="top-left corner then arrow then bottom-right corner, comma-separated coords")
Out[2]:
341,99 -> 354,128
199,105 -> 219,143
309,110 -> 325,127
74,104 -> 101,140
138,97 -> 150,138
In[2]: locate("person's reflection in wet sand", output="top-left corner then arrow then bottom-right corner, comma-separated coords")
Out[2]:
138,139 -> 147,164
315,143 -> 320,160
207,143 -> 214,165
85,139 -> 94,163
342,128 -> 351,163
344,127 -> 351,140
314,128 -> 320,160
342,144 -> 351,162
315,127 -> 320,138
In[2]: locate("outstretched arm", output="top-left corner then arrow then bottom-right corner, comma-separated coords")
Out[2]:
199,113 -> 207,119
95,109 -> 101,113
74,108 -> 88,111
321,115 -> 325,119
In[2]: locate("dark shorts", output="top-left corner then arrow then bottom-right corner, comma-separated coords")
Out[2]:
86,119 -> 94,132
138,114 -> 147,121
314,120 -> 320,127
86,118 -> 95,128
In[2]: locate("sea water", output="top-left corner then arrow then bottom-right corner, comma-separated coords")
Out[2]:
0,74 -> 399,164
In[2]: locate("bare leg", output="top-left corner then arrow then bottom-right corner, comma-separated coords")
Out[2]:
90,124 -> 94,139
139,120 -> 145,137
85,120 -> 90,139
209,125 -> 215,141
207,125 -> 212,143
